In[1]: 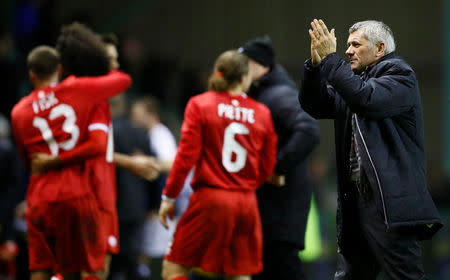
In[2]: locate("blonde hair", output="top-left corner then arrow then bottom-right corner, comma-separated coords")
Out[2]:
208,50 -> 249,92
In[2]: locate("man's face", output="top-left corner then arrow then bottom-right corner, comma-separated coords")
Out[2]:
130,103 -> 148,129
247,59 -> 258,81
241,72 -> 253,93
247,58 -> 269,81
105,43 -> 120,70
345,29 -> 378,73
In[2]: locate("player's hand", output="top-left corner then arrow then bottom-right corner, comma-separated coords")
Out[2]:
309,19 -> 336,60
0,241 -> 19,261
146,210 -> 158,219
159,200 -> 175,230
267,173 -> 286,187
129,155 -> 161,181
30,153 -> 61,174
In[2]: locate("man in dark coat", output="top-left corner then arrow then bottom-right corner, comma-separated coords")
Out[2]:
239,35 -> 320,280
300,19 -> 442,280
108,94 -> 158,280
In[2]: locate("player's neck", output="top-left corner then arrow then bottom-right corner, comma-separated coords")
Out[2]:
146,115 -> 160,131
33,76 -> 58,90
228,85 -> 244,96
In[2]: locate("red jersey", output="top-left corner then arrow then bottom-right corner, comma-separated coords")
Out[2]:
163,91 -> 277,199
11,71 -> 131,205
86,101 -> 116,212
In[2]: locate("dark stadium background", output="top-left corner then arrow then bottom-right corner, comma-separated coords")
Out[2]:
1,0 -> 449,279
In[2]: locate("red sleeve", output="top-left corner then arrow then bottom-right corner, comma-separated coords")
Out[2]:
74,70 -> 132,103
163,98 -> 203,199
258,110 -> 278,185
11,113 -> 30,169
59,104 -> 109,163
89,102 -> 109,125
58,130 -> 107,163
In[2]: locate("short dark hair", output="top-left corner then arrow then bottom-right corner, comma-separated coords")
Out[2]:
101,33 -> 119,46
135,96 -> 160,116
27,45 -> 60,80
56,22 -> 110,77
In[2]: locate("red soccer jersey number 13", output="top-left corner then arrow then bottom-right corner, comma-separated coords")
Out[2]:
11,71 -> 131,204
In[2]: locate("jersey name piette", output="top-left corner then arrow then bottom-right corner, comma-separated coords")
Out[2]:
217,103 -> 255,124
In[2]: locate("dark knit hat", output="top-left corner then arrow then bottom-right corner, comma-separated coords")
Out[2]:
238,35 -> 275,67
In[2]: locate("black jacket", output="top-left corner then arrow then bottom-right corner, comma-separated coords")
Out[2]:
0,139 -> 24,241
299,53 -> 442,251
113,116 -> 155,223
249,65 -> 320,247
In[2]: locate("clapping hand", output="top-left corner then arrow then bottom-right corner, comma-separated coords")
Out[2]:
309,19 -> 336,65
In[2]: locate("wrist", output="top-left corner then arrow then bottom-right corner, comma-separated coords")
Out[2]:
161,194 -> 175,203
53,156 -> 62,166
306,59 -> 320,70
47,155 -> 62,168
311,59 -> 320,67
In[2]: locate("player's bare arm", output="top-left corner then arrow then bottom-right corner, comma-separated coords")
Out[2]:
114,152 -> 161,181
156,159 -> 173,173
30,153 -> 62,174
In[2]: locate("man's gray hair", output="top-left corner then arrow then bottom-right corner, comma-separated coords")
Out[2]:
349,20 -> 396,54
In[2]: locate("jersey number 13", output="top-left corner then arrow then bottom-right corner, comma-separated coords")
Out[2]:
32,104 -> 80,156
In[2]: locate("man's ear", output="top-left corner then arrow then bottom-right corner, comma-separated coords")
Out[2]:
29,70 -> 36,83
57,64 -> 63,77
376,42 -> 386,58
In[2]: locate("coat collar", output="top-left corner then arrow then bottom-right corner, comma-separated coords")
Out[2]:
363,52 -> 396,72
361,52 -> 396,78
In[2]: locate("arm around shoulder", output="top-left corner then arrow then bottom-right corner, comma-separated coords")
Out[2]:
75,70 -> 132,102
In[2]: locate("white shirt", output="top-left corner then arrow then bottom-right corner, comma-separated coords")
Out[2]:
148,123 -> 177,161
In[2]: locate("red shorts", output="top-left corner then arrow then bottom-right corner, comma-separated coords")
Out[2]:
165,188 -> 263,276
100,209 -> 119,254
26,194 -> 107,273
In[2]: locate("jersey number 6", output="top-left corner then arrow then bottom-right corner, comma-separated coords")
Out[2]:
222,122 -> 249,173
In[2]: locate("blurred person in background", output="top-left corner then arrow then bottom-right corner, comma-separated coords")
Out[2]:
101,34 -> 161,183
131,96 -> 193,280
0,30 -> 24,120
100,33 -> 161,280
108,93 -> 159,280
300,19 -> 442,280
238,35 -> 320,280
158,50 -> 277,280
130,96 -> 176,174
0,114 -> 22,280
